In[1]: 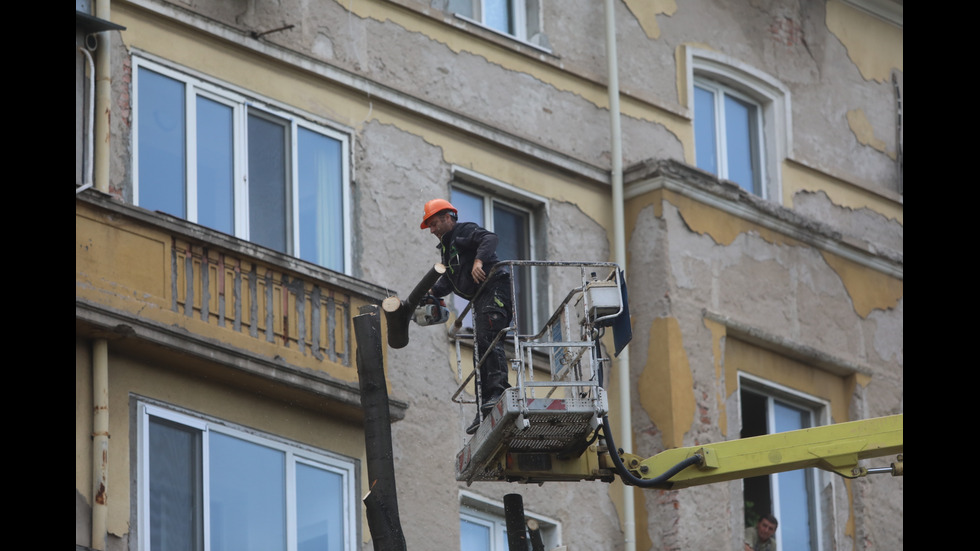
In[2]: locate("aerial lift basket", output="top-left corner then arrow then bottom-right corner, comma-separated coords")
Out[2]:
451,261 -> 629,484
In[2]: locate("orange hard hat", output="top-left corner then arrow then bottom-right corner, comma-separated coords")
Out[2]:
420,199 -> 457,229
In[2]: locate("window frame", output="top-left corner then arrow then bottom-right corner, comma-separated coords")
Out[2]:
738,374 -> 829,551
450,167 -> 546,334
132,55 -> 353,274
447,0 -> 549,51
687,48 -> 791,203
136,401 -> 360,551
459,490 -> 561,551
694,78 -> 766,196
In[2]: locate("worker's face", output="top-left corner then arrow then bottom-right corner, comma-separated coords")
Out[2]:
426,212 -> 454,239
756,519 -> 776,542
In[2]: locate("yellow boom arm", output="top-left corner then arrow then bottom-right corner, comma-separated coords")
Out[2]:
618,414 -> 903,489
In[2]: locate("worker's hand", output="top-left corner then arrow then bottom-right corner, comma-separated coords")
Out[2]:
471,259 -> 486,284
744,544 -> 753,551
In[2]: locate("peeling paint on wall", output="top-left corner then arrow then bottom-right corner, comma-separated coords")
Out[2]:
623,0 -> 677,40
331,0 -> 612,107
704,317 -> 729,437
846,108 -> 897,160
820,251 -> 902,318
670,189 -> 902,319
669,192 -> 802,249
784,163 -> 903,225
639,317 -> 695,449
826,0 -> 903,83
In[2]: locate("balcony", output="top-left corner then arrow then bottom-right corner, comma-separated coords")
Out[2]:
75,190 -> 404,420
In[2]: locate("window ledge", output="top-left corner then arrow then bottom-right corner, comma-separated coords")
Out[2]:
704,309 -> 872,377
451,13 -> 554,55
382,0 -> 558,60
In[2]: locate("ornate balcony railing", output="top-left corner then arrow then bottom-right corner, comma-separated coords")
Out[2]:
76,191 -> 393,413
171,237 -> 352,365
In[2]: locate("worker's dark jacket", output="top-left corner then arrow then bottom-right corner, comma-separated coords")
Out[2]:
432,221 -> 512,403
431,221 -> 504,300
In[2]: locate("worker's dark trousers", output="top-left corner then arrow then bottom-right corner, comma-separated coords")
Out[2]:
472,273 -> 513,407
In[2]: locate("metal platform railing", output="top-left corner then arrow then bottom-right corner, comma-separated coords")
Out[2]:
449,261 -> 626,482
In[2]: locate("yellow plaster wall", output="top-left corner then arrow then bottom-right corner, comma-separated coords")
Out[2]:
704,317 -> 729,437
784,162 -> 903,224
638,317 -> 695,449
663,190 -> 802,248
826,0 -> 903,84
623,0 -> 678,40
846,109 -> 898,160
821,251 -> 903,318
724,337 -> 849,425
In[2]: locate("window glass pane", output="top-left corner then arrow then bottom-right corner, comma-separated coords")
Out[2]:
449,189 -> 485,328
197,96 -> 235,234
298,128 -> 344,271
694,85 -> 718,177
452,189 -> 485,227
296,463 -> 345,551
248,114 -> 289,253
776,468 -> 812,550
449,0 -> 474,18
484,0 -> 514,34
773,401 -> 812,551
773,400 -> 808,433
210,432 -> 286,551
493,203 -> 531,332
149,417 -> 203,551
460,518 -> 491,551
724,94 -> 757,194
139,68 -> 186,218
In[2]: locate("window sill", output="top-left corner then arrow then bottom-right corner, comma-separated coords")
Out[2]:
451,13 -> 554,56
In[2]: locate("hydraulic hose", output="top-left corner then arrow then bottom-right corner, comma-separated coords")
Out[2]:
594,330 -> 701,487
601,415 -> 703,489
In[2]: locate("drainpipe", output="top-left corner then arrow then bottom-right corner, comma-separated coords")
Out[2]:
92,338 -> 110,551
93,0 -> 112,194
91,1 -> 112,548
77,44 -> 95,194
604,1 -> 635,550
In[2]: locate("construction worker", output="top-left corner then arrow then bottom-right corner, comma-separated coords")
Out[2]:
421,198 -> 512,434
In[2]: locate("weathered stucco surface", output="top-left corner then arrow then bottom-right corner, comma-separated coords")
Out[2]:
624,181 -> 901,547
83,0 -> 901,549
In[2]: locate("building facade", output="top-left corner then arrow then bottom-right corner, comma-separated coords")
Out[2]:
76,1 -> 903,550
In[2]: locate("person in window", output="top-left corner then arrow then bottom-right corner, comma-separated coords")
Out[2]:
421,198 -> 512,435
744,515 -> 778,551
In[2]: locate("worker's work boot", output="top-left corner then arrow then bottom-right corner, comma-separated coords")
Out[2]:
481,392 -> 503,415
465,393 -> 503,435
465,412 -> 481,435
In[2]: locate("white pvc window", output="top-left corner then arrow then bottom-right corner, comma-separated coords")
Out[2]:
694,79 -> 764,196
459,492 -> 560,551
133,57 -> 350,273
739,378 -> 826,551
687,48 -> 791,203
138,403 -> 358,551
450,183 -> 537,334
447,0 -> 546,48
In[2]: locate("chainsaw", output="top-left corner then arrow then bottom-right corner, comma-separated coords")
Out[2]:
413,295 -> 450,326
